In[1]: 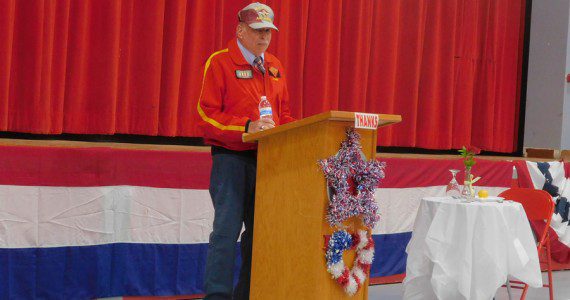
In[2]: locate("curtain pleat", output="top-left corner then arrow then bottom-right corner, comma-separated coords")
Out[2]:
302,0 -> 343,115
338,0 -> 374,113
0,0 -> 526,153
0,0 -> 16,131
64,0 -> 121,134
158,0 -> 187,136
415,1 -> 455,149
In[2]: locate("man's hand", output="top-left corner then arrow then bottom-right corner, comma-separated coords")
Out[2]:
247,118 -> 275,133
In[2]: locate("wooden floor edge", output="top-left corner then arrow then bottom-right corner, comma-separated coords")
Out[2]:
0,138 -> 211,152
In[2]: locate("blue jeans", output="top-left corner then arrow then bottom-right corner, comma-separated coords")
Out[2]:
204,150 -> 257,300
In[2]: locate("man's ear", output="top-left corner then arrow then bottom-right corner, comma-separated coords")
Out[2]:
236,24 -> 244,39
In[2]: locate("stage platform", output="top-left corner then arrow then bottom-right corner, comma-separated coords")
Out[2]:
0,139 -> 568,299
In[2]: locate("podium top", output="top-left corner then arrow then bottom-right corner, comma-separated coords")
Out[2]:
242,110 -> 401,142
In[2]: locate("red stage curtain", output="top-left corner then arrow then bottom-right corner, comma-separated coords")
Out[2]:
0,0 -> 526,152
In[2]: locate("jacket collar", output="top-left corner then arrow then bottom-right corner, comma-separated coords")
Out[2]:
228,38 -> 274,66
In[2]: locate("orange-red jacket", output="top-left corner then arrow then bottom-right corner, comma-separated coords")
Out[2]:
197,39 -> 295,151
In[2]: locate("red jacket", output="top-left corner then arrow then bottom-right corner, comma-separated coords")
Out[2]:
197,39 -> 295,151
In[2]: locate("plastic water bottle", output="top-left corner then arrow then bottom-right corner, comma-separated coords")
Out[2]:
259,96 -> 272,120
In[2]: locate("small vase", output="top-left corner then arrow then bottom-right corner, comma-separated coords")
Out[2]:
461,167 -> 474,201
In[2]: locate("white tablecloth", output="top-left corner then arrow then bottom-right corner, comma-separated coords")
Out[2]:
403,197 -> 542,300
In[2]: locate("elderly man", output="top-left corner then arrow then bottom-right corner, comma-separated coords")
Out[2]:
197,2 -> 295,299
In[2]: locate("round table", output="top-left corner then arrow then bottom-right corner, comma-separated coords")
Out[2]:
403,196 -> 542,300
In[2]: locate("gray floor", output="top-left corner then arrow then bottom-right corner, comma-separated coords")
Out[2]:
100,270 -> 569,299
369,270 -> 570,300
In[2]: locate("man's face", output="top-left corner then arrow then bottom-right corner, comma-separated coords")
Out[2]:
237,23 -> 272,57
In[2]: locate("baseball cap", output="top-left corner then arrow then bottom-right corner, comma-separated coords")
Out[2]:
238,2 -> 278,31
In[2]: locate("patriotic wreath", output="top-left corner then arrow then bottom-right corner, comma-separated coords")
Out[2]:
325,229 -> 375,296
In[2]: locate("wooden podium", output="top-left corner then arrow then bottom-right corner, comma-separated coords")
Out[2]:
243,111 -> 401,300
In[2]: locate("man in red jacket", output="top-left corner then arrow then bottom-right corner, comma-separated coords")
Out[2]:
197,2 -> 295,299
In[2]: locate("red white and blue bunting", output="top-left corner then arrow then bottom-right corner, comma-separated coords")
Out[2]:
525,161 -> 570,261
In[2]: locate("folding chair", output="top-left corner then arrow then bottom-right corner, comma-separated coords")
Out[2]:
498,188 -> 555,300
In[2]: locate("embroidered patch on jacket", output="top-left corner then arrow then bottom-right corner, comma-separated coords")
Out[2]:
269,67 -> 280,78
235,70 -> 253,79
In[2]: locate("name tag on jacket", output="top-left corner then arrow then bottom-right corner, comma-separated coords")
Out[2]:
235,70 -> 253,79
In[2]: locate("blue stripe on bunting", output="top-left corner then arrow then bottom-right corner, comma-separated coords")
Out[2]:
0,233 -> 410,299
371,232 -> 412,277
0,244 -> 212,299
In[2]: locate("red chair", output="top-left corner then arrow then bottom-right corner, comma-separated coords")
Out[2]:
498,188 -> 555,300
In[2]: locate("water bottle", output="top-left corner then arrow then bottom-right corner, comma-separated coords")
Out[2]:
258,96 -> 272,120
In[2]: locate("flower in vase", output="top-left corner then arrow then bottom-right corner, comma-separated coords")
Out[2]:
459,146 -> 481,169
458,146 -> 481,198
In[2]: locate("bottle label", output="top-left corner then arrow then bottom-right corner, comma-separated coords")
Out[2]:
259,107 -> 272,118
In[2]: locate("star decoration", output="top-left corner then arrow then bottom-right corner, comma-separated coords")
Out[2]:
318,128 -> 386,229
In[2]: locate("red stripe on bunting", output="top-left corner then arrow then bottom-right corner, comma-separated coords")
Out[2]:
0,145 -> 212,189
0,146 -> 517,189
377,157 -> 513,188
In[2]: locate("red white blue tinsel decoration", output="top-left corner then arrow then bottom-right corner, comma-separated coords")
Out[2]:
325,229 -> 375,296
318,128 -> 386,229
319,128 -> 384,295
325,230 -> 353,267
